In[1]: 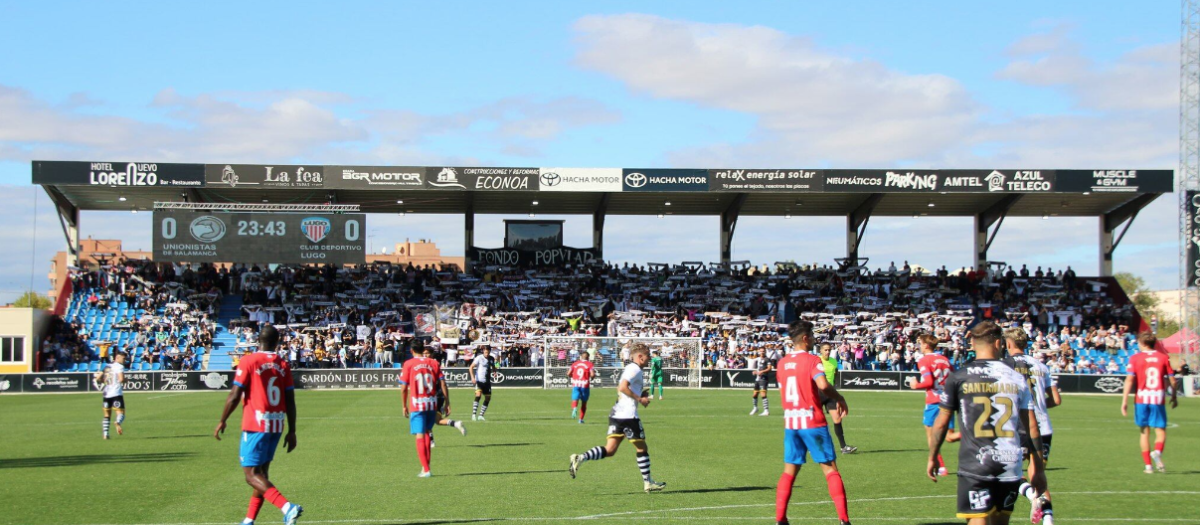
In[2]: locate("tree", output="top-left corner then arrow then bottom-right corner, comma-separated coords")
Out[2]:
12,292 -> 52,309
1114,272 -> 1180,338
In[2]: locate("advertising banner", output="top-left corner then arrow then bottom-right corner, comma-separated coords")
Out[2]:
0,374 -> 17,393
122,372 -> 155,392
204,164 -> 325,189
325,166 -> 425,189
1189,191 -> 1200,289
32,161 -> 205,187
21,373 -> 90,393
293,369 -> 402,389
153,371 -> 235,391
622,169 -> 708,192
425,167 -> 540,191
822,170 -> 1055,193
1055,169 -> 1174,194
708,169 -> 825,192
538,168 -> 623,192
153,211 -> 366,264
441,367 -> 544,388
470,246 -> 599,267
837,370 -> 904,390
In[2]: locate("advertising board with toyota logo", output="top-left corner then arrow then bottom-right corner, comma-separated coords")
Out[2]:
204,164 -> 324,188
709,169 -> 824,192
325,166 -> 424,189
33,161 -> 205,187
622,169 -> 708,192
538,168 -> 622,192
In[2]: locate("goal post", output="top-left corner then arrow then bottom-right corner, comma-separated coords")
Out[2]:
542,336 -> 703,389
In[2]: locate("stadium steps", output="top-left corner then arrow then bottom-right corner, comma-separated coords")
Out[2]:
207,295 -> 243,370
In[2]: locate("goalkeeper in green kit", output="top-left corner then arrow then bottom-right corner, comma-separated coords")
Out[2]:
649,350 -> 664,399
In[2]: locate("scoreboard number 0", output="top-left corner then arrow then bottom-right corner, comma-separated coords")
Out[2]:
345,219 -> 360,241
161,217 -> 177,239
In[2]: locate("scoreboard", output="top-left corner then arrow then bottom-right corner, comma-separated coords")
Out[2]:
152,211 -> 365,264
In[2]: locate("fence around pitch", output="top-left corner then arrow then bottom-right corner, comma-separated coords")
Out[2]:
2,369 -> 1185,395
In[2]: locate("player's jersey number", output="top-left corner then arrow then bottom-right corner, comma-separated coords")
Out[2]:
971,396 -> 1015,438
413,373 -> 434,396
784,376 -> 800,406
267,377 -> 281,407
1145,367 -> 1161,389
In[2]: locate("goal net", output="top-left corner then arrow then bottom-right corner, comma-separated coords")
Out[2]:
542,336 -> 703,389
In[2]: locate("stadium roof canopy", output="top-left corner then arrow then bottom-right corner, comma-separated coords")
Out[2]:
33,161 -> 1173,274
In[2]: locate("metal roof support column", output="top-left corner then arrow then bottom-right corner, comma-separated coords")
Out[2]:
464,197 -> 474,273
847,194 -> 883,268
1100,193 -> 1160,276
45,186 -> 80,268
720,194 -> 747,264
594,193 -> 609,259
974,194 -> 1023,272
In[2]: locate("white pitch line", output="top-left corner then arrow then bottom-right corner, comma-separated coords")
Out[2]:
64,490 -> 1200,525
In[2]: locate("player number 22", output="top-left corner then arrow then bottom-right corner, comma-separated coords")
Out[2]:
971,396 -> 1014,438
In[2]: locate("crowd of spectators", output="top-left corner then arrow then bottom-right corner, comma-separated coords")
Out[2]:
47,257 -> 1141,375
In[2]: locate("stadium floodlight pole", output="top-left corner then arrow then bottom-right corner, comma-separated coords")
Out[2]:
153,202 -> 361,213
1181,0 -> 1200,369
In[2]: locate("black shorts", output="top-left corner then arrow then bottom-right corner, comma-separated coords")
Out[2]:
754,377 -> 770,391
607,417 -> 646,441
817,393 -> 838,412
102,396 -> 125,410
957,476 -> 1020,519
436,395 -> 447,415
475,381 -> 492,395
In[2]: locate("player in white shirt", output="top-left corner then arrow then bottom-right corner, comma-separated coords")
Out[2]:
569,343 -> 666,493
469,346 -> 495,421
93,352 -> 127,439
1003,328 -> 1061,525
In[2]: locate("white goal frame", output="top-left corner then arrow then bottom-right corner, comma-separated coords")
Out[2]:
541,336 -> 704,389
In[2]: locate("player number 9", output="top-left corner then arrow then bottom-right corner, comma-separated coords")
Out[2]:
267,377 -> 281,406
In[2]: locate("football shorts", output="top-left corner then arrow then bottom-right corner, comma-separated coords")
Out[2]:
239,431 -> 282,467
923,403 -> 956,429
608,417 -> 646,441
783,427 -> 836,465
818,393 -> 839,412
409,410 -> 436,435
475,381 -> 493,395
571,387 -> 591,402
754,377 -> 770,391
956,476 -> 1019,519
102,396 -> 125,410
1134,404 -> 1167,429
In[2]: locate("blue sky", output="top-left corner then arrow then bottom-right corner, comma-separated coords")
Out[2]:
0,1 -> 1185,301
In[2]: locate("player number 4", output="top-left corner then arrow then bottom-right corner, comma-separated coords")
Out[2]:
785,377 -> 800,405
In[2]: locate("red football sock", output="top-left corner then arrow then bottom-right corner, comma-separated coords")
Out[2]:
263,487 -> 288,510
571,400 -> 577,409
416,435 -> 431,472
1142,451 -> 1152,466
1155,441 -> 1165,454
775,472 -> 795,522
247,495 -> 264,520
937,454 -> 945,468
826,470 -> 850,522
580,403 -> 587,420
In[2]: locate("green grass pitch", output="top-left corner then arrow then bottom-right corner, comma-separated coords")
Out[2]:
1,388 -> 1198,524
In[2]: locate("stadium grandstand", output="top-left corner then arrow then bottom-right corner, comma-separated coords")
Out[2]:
26,161 -> 1190,377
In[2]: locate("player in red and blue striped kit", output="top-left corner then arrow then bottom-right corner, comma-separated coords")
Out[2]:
399,342 -> 445,477
569,353 -> 596,423
774,320 -> 851,525
1120,332 -> 1178,474
905,334 -> 959,476
215,325 -> 303,525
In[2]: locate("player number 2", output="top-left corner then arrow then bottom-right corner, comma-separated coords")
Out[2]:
267,377 -> 281,406
785,377 -> 800,406
971,396 -> 1014,438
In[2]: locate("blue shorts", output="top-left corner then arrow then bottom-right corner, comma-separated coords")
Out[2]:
410,411 -> 436,435
784,427 -> 836,465
239,431 -> 282,467
1135,404 -> 1168,429
924,403 -> 956,429
571,387 -> 591,402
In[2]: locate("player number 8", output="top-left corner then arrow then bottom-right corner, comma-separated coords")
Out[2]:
267,377 -> 281,406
